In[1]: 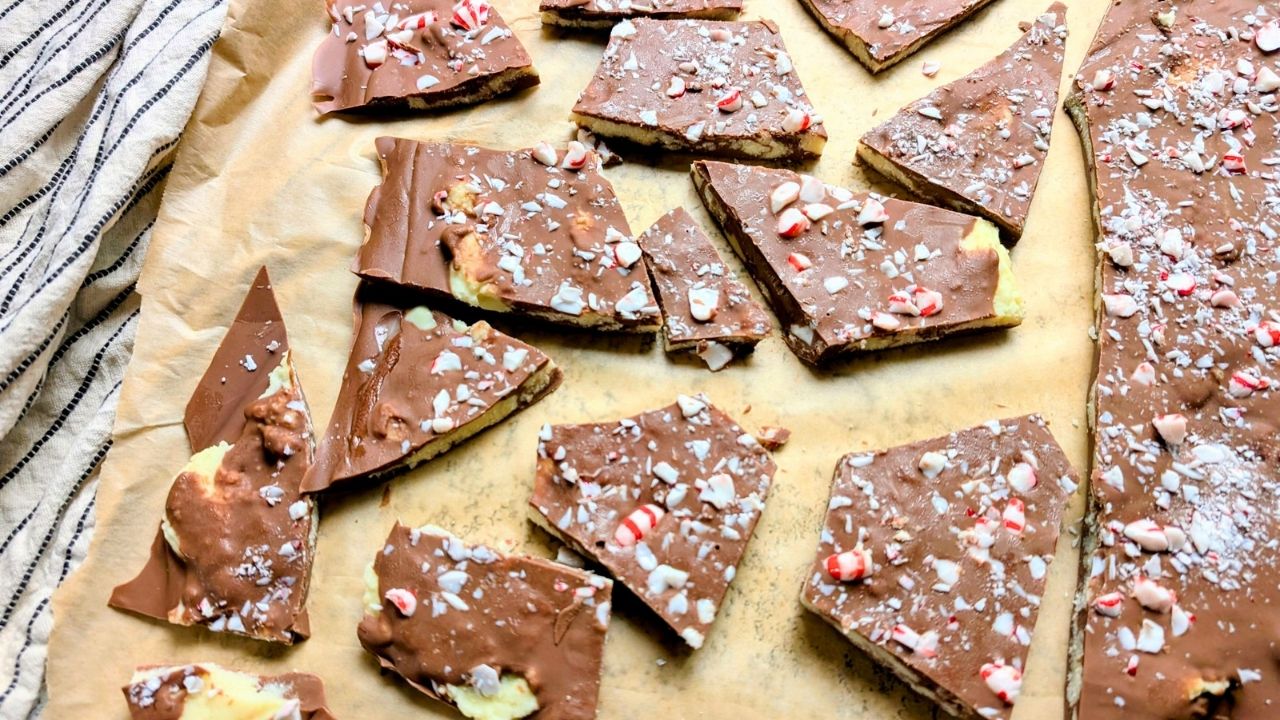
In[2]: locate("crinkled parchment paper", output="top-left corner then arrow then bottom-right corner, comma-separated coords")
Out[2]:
47,0 -> 1109,716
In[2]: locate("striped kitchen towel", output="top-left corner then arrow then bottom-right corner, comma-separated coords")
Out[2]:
0,0 -> 227,715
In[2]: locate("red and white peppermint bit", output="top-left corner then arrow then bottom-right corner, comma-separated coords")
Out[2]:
770,182 -> 800,213
399,11 -> 438,29
531,141 -> 558,167
384,587 -> 417,617
1122,519 -> 1185,553
1093,591 -> 1125,617
824,548 -> 873,582
888,291 -> 919,316
363,39 -> 388,67
666,75 -> 686,98
872,312 -> 901,331
798,175 -> 825,204
1090,68 -> 1116,91
890,624 -> 938,656
560,141 -> 590,170
980,662 -> 1022,704
786,252 -> 812,272
1152,413 -> 1188,446
1222,152 -> 1247,174
1255,20 -> 1280,53
687,286 -> 720,322
1210,289 -> 1241,308
1125,655 -> 1140,676
776,208 -> 810,238
782,108 -> 811,132
450,0 -> 489,32
1227,371 -> 1269,398
921,61 -> 940,77
1171,605 -> 1194,637
1164,272 -> 1196,296
716,88 -> 743,113
857,198 -> 889,226
1002,498 -> 1026,534
912,286 -> 943,317
614,504 -> 665,547
1131,362 -> 1156,386
1103,293 -> 1139,318
1133,576 -> 1176,613
1007,462 -> 1037,493
613,241 -> 642,268
1254,320 -> 1280,347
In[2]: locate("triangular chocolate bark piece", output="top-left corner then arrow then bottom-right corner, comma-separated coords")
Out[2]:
692,159 -> 1023,365
302,290 -> 562,493
859,5 -> 1069,240
529,394 -> 776,649
111,267 -> 318,644
358,523 -> 611,720
799,0 -> 998,72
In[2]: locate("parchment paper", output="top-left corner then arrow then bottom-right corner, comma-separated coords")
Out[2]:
47,0 -> 1109,716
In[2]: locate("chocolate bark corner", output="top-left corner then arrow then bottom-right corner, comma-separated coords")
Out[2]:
570,19 -> 827,163
691,159 -> 1024,365
124,664 -> 338,720
801,415 -> 1077,720
358,523 -> 611,720
311,0 -> 538,115
1065,2 -> 1280,717
301,291 -> 562,493
797,0 -> 1000,73
528,394 -> 776,649
637,207 -> 772,370
356,137 -> 661,332
858,4 -> 1069,242
110,268 -> 318,644
539,0 -> 742,29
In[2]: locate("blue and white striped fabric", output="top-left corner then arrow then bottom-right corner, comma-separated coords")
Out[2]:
0,0 -> 226,715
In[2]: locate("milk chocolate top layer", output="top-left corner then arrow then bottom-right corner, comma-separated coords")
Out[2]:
799,0 -> 996,71
692,159 -> 1011,365
529,394 -> 775,649
358,524 -> 612,720
1068,1 -> 1280,717
303,293 -> 561,493
802,415 -> 1076,719
184,267 -> 288,450
859,4 -> 1068,239
124,665 -> 337,720
357,137 -> 660,331
540,0 -> 742,26
637,207 -> 772,355
571,19 -> 827,160
311,0 -> 536,114
110,269 -> 317,644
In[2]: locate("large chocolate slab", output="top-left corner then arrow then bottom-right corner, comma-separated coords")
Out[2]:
302,291 -> 561,493
802,415 -> 1076,720
356,137 -> 661,332
124,664 -> 337,720
312,0 -> 538,115
637,207 -> 772,370
110,268 -> 317,644
692,159 -> 1023,365
858,4 -> 1069,241
571,19 -> 828,162
1066,2 -> 1280,718
529,394 -> 775,649
540,0 -> 742,29
358,523 -> 611,720
797,0 -> 1000,73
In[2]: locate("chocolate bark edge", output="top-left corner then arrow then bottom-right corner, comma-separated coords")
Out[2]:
795,0 -> 1002,73
539,0 -> 743,30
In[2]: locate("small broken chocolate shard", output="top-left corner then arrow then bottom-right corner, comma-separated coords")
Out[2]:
798,0 -> 999,73
755,425 -> 789,450
571,19 -> 827,163
692,159 -> 1024,365
302,291 -> 562,493
357,137 -> 661,332
541,0 -> 741,29
311,0 -> 538,115
858,4 -> 1069,241
111,268 -> 318,644
637,207 -> 772,371
358,523 -> 612,720
1066,2 -> 1280,718
529,394 -> 776,650
801,415 -> 1076,720
124,664 -> 337,720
